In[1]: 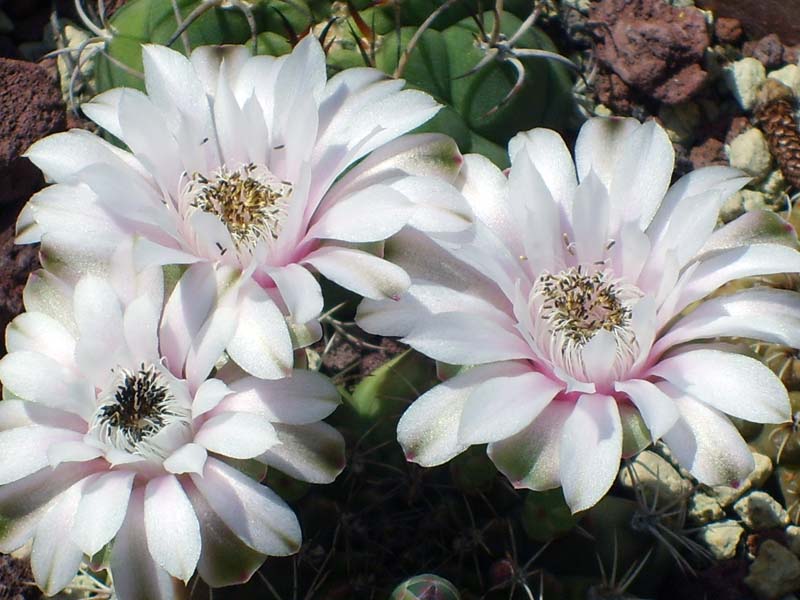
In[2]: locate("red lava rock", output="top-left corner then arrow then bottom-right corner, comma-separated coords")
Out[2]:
690,137 -> 727,169
697,0 -> 800,46
590,0 -> 711,104
715,16 -> 744,44
726,115 -> 751,144
0,58 -> 67,206
743,33 -> 785,69
594,69 -> 637,115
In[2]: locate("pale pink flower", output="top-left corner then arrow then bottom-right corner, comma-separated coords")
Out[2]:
359,117 -> 798,512
0,257 -> 344,597
19,36 -> 469,379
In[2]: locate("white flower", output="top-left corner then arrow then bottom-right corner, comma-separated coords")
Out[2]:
358,117 -> 798,512
0,256 -> 344,598
19,36 -> 471,379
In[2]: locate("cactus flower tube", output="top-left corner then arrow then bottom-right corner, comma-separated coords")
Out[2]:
359,117 -> 799,513
19,35 -> 470,379
0,257 -> 344,598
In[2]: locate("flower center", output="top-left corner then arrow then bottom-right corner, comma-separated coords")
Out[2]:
91,364 -> 189,459
529,266 -> 643,382
188,163 -> 292,251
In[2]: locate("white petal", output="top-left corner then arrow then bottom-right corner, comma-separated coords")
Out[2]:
614,379 -> 679,441
81,88 -> 125,139
575,117 -> 639,189
31,479 -> 85,595
258,422 -> 345,484
458,369 -> 562,444
226,284 -> 293,379
123,295 -> 161,363
650,349 -> 790,424
398,362 -> 525,466
71,470 -> 135,556
190,458 -> 301,556
185,304 -> 238,385
659,382 -> 755,486
508,128 -> 577,215
144,475 -> 201,582
195,412 -> 279,459
47,440 -> 103,467
580,329 -> 617,384
224,370 -> 340,424
392,176 -> 472,234
0,426 -> 81,484
164,443 -> 208,475
402,312 -> 534,365
191,379 -> 232,419
304,246 -> 410,301
559,394 -> 622,513
571,170 -> 610,265
488,400 -> 574,490
267,264 -> 323,325
5,311 -> 75,366
111,488 -> 186,600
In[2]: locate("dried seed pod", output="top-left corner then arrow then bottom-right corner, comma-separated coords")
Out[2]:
753,79 -> 800,190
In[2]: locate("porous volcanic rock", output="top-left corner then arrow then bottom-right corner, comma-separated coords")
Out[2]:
590,0 -> 711,104
0,57 -> 66,206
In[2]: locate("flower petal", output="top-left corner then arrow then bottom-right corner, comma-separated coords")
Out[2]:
144,475 -> 201,582
164,443 -> 208,475
304,246 -> 410,301
258,422 -> 345,484
71,470 -> 135,556
559,394 -> 622,513
0,426 -> 82,485
614,379 -> 679,441
267,264 -> 323,326
195,412 -> 279,459
650,349 -> 790,424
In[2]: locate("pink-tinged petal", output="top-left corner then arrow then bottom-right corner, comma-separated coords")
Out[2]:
648,166 -> 750,244
659,382 -> 755,486
654,288 -> 800,356
609,221 -> 651,282
0,427 -> 82,484
111,488 -> 187,600
508,128 -> 577,215
47,440 -> 103,468
458,152 -> 515,236
402,312 -> 533,365
226,284 -> 293,379
164,443 -> 208,475
134,238 -> 202,269
614,379 -> 679,441
267,264 -> 323,326
214,58 -> 249,167
123,295 -> 160,364
304,246 -> 410,301
195,412 -> 279,459
144,475 -> 201,582
608,120 -> 674,229
185,304 -> 237,386
572,170 -> 610,266
71,470 -> 135,556
390,176 -> 472,234
650,349 -> 790,424
508,151 -> 562,273
5,311 -> 75,366
575,117 -> 640,189
191,45 -> 253,96
0,400 -> 85,432
190,458 -> 301,556
0,351 -> 95,420
458,369 -> 562,445
697,210 -> 799,259
24,129 -> 144,183
160,263 -> 218,375
665,244 -> 800,321
184,479 -> 266,587
398,362 -> 525,466
224,370 -> 340,424
15,200 -> 41,244
309,185 -> 415,243
559,394 -> 622,513
258,422 -> 345,484
580,329 -> 617,384
488,400 -> 574,491
22,270 -> 76,334
81,88 -> 125,139
191,379 -> 232,419
31,478 -> 86,595
73,275 -> 126,378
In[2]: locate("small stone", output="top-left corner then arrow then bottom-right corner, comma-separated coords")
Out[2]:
618,451 -> 691,504
728,128 -> 773,179
715,16 -> 744,44
561,0 -> 591,13
744,34 -> 785,70
689,492 -> 725,524
659,102 -> 702,144
690,137 -> 726,168
768,64 -> 800,97
594,104 -> 614,117
707,453 -> 774,507
745,539 -> 800,600
724,58 -> 767,111
699,520 -> 744,560
786,525 -> 800,556
734,491 -> 790,531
